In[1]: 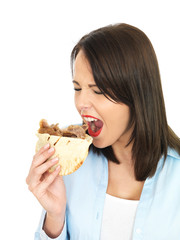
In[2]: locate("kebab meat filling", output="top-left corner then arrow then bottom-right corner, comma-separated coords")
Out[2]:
38,119 -> 88,139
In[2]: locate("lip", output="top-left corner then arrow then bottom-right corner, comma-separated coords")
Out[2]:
87,123 -> 103,137
82,115 -> 103,137
82,115 -> 99,120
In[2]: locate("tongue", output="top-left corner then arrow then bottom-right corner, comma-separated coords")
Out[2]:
90,120 -> 103,133
94,120 -> 103,128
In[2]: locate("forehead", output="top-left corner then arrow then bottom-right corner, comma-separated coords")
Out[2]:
73,50 -> 95,84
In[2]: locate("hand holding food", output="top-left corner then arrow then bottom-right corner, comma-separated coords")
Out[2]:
26,143 -> 66,213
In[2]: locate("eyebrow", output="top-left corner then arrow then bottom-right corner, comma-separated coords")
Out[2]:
72,80 -> 97,87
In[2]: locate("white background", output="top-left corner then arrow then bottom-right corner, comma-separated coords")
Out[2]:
0,0 -> 179,239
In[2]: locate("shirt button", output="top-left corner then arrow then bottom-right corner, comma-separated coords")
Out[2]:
136,228 -> 142,234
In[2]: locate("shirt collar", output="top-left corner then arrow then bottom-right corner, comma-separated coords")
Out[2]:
167,147 -> 180,159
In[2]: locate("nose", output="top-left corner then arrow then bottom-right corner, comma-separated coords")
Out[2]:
75,89 -> 92,114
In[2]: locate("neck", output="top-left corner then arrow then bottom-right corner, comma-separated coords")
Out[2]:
112,139 -> 134,166
112,124 -> 134,165
108,141 -> 144,200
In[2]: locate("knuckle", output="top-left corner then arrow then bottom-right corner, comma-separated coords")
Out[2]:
32,156 -> 37,166
32,188 -> 39,198
26,176 -> 29,185
33,154 -> 36,161
47,159 -> 54,167
41,151 -> 49,160
44,173 -> 53,185
28,184 -> 39,197
28,184 -> 33,192
33,167 -> 40,176
43,175 -> 50,184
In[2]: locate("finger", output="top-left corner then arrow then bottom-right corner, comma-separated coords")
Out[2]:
26,144 -> 54,186
27,157 -> 59,189
37,166 -> 61,196
32,143 -> 50,165
32,146 -> 55,168
40,171 -> 50,181
37,143 -> 50,156
26,146 -> 53,184
35,157 -> 59,178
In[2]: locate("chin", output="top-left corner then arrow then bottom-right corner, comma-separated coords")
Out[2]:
92,138 -> 109,149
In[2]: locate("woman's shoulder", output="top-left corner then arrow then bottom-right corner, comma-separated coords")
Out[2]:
150,147 -> 180,185
165,147 -> 180,170
161,147 -> 180,180
144,148 -> 180,200
167,147 -> 180,161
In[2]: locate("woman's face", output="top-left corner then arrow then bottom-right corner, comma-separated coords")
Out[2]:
73,50 -> 132,149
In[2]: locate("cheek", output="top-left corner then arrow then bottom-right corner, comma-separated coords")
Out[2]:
105,104 -> 130,132
74,95 -> 79,112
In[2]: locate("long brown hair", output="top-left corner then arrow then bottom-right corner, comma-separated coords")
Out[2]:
71,23 -> 180,181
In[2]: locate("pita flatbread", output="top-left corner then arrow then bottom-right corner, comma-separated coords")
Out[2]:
36,132 -> 92,175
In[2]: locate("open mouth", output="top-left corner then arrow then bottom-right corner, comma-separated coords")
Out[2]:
82,115 -> 103,137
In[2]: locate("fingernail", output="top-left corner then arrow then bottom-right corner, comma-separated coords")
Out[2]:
44,143 -> 50,150
51,157 -> 59,162
48,147 -> 54,153
56,165 -> 60,170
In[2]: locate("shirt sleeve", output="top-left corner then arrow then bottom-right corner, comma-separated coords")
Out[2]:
34,209 -> 68,240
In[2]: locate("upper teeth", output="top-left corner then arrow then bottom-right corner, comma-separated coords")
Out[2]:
84,117 -> 98,122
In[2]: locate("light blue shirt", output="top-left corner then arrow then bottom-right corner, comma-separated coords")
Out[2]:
35,147 -> 180,240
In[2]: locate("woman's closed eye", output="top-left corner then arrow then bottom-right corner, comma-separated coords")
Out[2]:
74,88 -> 81,92
74,88 -> 103,95
93,90 -> 103,95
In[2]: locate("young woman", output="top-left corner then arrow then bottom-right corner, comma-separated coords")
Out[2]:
26,23 -> 180,240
